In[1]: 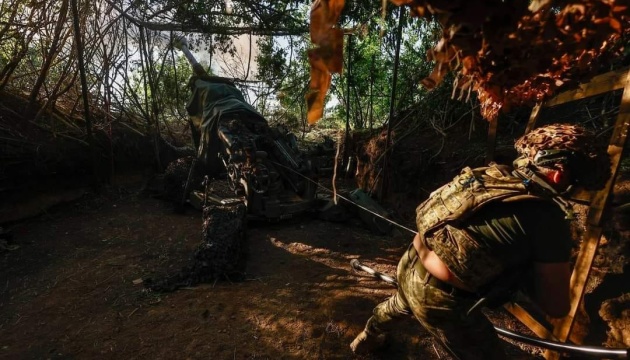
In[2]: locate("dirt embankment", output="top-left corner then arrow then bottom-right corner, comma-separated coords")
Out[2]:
1,92 -> 629,358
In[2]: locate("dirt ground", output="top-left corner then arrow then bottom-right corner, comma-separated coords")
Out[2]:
0,173 -> 546,360
0,172 -> 628,360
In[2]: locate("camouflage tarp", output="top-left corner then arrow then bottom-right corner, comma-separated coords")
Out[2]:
186,78 -> 267,174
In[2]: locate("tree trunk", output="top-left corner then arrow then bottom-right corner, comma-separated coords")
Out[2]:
71,0 -> 100,192
0,6 -> 37,93
0,1 -> 19,41
29,0 -> 70,104
138,27 -> 163,172
380,7 -> 405,201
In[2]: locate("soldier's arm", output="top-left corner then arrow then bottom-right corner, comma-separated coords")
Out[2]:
531,261 -> 570,318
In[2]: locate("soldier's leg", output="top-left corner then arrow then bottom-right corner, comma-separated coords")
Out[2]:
364,289 -> 412,333
417,298 -> 506,360
351,245 -> 418,354
350,290 -> 411,354
403,270 -> 507,360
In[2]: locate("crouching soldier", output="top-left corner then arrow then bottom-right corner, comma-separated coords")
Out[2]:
350,123 -> 611,359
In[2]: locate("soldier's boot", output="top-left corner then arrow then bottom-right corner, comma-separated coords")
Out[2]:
349,330 -> 386,354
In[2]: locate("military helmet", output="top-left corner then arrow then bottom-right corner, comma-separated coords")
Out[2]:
514,123 -> 610,190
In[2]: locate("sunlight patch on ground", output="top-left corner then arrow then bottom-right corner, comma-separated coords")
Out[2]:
268,235 -> 356,270
267,234 -> 397,295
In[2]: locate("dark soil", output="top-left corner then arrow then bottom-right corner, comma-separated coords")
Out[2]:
1,170 -> 628,359
1,92 -> 629,359
0,180 -> 442,360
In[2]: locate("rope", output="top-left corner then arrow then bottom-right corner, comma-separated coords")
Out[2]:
267,159 -> 418,235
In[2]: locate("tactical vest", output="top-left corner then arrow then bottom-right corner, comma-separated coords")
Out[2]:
415,164 -> 546,290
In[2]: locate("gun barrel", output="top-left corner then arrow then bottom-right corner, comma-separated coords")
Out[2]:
172,35 -> 207,76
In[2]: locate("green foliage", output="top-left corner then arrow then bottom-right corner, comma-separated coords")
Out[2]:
256,36 -> 290,88
252,4 -> 477,134
0,0 -> 479,143
127,53 -> 196,124
159,54 -> 195,121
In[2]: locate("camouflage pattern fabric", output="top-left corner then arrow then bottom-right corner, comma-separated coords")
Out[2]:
363,244 -> 507,360
514,123 -> 610,190
515,123 -> 600,162
415,164 -> 541,289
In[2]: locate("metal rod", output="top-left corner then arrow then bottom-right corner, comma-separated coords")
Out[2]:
350,259 -> 628,358
268,159 -> 419,235
494,327 -> 628,359
172,35 -> 199,68
351,259 -> 398,286
172,35 -> 207,76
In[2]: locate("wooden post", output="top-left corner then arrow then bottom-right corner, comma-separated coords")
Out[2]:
343,33 -> 352,174
494,67 -> 630,359
485,118 -> 498,164
525,103 -> 542,134
544,68 -> 630,359
71,0 -> 100,192
486,101 -> 539,164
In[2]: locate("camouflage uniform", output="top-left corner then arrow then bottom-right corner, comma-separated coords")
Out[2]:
355,197 -> 575,359
363,244 -> 507,360
352,123 -> 610,359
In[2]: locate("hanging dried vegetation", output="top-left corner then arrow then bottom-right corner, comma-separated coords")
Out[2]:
307,0 -> 630,123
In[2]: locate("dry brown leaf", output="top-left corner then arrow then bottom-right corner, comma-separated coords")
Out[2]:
322,28 -> 344,73
306,49 -> 333,124
307,0 -> 630,122
306,0 -> 345,124
421,62 -> 450,90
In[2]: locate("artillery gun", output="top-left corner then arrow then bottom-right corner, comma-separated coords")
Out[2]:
166,35 -> 318,220
150,36 -> 319,291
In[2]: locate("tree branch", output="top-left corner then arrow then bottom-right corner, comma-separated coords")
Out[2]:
102,0 -> 307,36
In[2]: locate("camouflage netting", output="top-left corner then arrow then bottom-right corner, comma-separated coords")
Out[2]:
390,0 -> 630,121
514,123 -> 612,190
144,203 -> 247,292
599,292 -> 630,347
307,0 -> 630,124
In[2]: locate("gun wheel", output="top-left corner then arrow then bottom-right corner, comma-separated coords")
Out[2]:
164,156 -> 197,213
